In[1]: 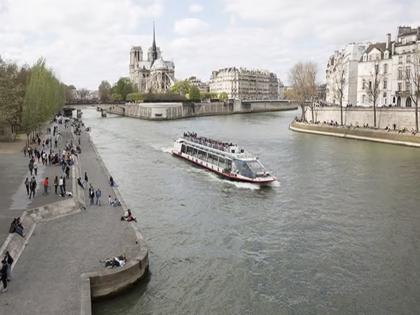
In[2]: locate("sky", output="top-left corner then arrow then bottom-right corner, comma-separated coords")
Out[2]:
0,0 -> 419,90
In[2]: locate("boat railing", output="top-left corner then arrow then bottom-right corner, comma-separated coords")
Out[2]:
182,134 -> 237,153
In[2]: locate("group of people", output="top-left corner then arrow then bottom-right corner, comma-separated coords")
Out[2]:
23,113 -> 79,200
183,132 -> 236,152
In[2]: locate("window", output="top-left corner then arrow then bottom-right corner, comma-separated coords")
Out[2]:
383,80 -> 387,89
398,67 -> 403,80
383,64 -> 388,74
362,95 -> 366,103
406,66 -> 411,79
406,81 -> 411,91
362,79 -> 366,89
398,83 -> 402,91
407,55 -> 411,64
399,55 -> 403,64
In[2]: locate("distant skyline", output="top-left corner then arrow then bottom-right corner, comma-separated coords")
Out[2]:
0,0 -> 419,89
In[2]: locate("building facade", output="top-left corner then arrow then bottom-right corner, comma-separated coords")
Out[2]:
326,43 -> 369,106
129,25 -> 175,94
209,67 -> 280,100
327,26 -> 420,108
187,76 -> 209,93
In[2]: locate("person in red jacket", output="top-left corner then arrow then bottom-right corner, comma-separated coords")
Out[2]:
43,177 -> 49,195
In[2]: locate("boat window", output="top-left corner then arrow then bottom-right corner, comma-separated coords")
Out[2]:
193,148 -> 198,156
246,160 -> 265,174
181,144 -> 186,153
197,150 -> 206,160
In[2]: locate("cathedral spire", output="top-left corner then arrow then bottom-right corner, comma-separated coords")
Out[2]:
151,21 -> 158,64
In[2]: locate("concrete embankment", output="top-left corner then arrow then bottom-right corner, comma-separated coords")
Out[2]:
104,100 -> 297,120
290,121 -> 420,148
304,106 -> 419,130
0,121 -> 149,315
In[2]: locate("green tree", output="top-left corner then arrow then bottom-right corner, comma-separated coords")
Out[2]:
171,80 -> 191,96
111,93 -> 123,101
0,58 -> 25,134
22,58 -> 65,139
98,80 -> 112,103
188,86 -> 201,102
64,84 -> 76,103
218,92 -> 228,101
112,77 -> 134,101
126,92 -> 143,102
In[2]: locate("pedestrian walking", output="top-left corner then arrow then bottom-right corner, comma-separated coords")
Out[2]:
43,177 -> 49,195
23,146 -> 27,157
0,260 -> 8,293
28,160 -> 34,176
24,177 -> 30,195
84,172 -> 88,183
33,162 -> 38,176
59,176 -> 64,196
89,186 -> 95,205
29,177 -> 37,199
95,189 -> 102,206
65,165 -> 70,179
54,176 -> 58,194
3,252 -> 13,282
63,176 -> 66,194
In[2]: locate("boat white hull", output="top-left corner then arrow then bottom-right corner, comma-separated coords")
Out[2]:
172,149 -> 276,184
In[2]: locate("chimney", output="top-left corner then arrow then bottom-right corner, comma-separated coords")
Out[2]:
386,33 -> 391,50
391,42 -> 395,55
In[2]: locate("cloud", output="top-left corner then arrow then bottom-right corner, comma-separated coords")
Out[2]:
188,4 -> 203,13
1,0 -> 419,88
0,0 -> 163,89
174,18 -> 208,36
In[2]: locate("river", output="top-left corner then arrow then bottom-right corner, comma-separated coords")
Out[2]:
82,108 -> 420,314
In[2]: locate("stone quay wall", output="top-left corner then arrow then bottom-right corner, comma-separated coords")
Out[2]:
290,121 -> 420,148
104,100 -> 297,121
80,134 -> 149,315
305,106 -> 419,130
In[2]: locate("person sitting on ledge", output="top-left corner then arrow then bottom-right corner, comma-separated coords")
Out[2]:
121,209 -> 137,222
9,218 -> 25,238
109,176 -> 114,187
100,255 -> 127,268
110,197 -> 121,207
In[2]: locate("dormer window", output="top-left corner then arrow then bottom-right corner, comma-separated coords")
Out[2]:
363,54 -> 367,62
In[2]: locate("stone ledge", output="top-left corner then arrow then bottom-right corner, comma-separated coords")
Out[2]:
79,136 -> 150,315
290,121 -> 420,148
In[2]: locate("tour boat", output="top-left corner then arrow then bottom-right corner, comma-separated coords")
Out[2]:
172,133 -> 276,184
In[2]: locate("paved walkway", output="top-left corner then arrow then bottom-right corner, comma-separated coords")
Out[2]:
0,124 -> 137,314
0,125 -> 74,244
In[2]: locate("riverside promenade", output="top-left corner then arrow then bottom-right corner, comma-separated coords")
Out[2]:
0,120 -> 147,314
290,121 -> 420,148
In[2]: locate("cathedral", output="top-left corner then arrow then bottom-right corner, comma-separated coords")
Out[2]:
129,25 -> 175,94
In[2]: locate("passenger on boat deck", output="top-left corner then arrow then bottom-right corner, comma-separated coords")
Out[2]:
184,132 -> 236,152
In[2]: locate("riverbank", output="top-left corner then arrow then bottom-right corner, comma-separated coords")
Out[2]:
0,119 -> 148,314
103,100 -> 297,120
290,121 -> 420,147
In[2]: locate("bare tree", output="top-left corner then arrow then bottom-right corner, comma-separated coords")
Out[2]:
288,62 -> 318,122
333,63 -> 346,126
78,88 -> 89,102
366,63 -> 382,128
408,50 -> 420,132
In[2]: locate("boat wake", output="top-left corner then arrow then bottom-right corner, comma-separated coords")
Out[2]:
205,171 -> 261,190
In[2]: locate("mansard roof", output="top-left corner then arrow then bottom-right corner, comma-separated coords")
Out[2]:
365,42 -> 387,54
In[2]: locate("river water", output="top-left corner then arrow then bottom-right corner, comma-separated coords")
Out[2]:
83,108 -> 420,315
